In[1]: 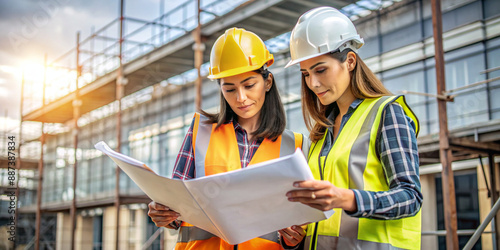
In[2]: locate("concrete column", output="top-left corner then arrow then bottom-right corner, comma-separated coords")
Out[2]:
75,215 -> 93,250
56,212 -> 72,250
135,209 -> 146,250
103,206 -> 117,249
103,206 -> 135,249
119,208 -> 131,249
421,174 -> 438,250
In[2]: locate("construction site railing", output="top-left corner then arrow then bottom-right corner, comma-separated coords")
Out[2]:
422,230 -> 494,236
142,227 -> 164,250
463,197 -> 500,250
21,0 -> 249,116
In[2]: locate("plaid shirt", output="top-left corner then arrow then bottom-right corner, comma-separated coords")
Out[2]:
172,118 -> 264,180
321,98 -> 422,219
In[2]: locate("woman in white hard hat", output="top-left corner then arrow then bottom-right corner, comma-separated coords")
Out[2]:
147,27 -> 307,249
285,7 -> 422,250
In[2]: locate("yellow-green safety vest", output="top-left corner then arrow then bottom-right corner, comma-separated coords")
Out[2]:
305,96 -> 421,250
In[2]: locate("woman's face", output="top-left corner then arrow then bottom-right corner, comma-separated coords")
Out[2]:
220,71 -> 271,121
300,53 -> 354,106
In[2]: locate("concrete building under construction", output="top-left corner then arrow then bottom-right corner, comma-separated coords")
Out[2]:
1,0 -> 500,249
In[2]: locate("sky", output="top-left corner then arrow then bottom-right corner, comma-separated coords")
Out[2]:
0,0 -> 187,132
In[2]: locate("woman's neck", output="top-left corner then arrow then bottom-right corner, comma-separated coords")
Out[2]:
237,115 -> 260,141
335,90 -> 356,117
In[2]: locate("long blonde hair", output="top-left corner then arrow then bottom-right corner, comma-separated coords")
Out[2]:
301,50 -> 392,142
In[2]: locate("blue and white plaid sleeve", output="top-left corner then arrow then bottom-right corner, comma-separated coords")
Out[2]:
349,103 -> 423,219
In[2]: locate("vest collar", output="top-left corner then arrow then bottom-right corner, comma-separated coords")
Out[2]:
327,98 -> 364,124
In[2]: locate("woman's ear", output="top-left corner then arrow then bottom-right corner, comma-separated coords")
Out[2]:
265,73 -> 273,91
346,51 -> 357,72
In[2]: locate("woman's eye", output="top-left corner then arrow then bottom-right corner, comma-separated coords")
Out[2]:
225,89 -> 235,93
245,84 -> 256,89
302,72 -> 309,77
316,68 -> 326,74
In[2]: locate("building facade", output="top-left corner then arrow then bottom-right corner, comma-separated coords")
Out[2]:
4,0 -> 500,249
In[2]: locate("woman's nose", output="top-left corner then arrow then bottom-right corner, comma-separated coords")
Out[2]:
309,75 -> 321,88
236,88 -> 247,102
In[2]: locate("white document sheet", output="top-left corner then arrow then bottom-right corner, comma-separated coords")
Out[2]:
95,141 -> 333,245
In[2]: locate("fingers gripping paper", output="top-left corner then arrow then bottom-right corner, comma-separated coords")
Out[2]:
94,141 -> 333,245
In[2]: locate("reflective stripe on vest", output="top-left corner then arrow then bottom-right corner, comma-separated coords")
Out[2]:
177,224 -> 280,246
304,235 -> 407,250
176,113 -> 303,250
306,96 -> 421,250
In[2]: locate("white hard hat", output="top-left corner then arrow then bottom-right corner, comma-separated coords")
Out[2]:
285,6 -> 364,68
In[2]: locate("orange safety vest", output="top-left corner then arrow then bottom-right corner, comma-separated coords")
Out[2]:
175,113 -> 306,250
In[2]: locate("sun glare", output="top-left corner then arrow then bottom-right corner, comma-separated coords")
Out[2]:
21,62 -> 45,81
20,61 -> 79,104
0,65 -> 20,75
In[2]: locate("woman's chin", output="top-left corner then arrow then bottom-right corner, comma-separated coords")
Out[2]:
234,110 -> 259,120
235,113 -> 255,120
318,99 -> 333,106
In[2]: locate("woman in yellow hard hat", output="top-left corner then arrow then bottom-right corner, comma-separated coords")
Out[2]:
148,27 -> 307,249
284,7 -> 422,250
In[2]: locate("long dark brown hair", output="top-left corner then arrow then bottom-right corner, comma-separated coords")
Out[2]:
200,66 -> 286,141
301,49 -> 392,142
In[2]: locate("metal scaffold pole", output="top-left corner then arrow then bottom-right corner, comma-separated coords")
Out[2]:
430,0 -> 459,248
115,0 -> 125,248
193,0 -> 204,111
35,53 -> 47,250
70,31 -> 82,250
490,153 -> 500,249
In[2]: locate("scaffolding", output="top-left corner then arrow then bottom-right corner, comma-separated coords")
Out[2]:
18,0 -> 349,249
17,1 -> 251,248
13,0 -> 500,249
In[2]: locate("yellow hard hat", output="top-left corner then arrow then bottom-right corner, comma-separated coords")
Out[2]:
208,28 -> 274,80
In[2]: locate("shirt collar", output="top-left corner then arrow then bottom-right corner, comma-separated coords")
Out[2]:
327,98 -> 364,122
231,117 -> 242,130
229,117 -> 247,133
230,117 -> 264,143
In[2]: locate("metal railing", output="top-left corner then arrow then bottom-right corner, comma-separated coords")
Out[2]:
22,0 -> 249,116
464,197 -> 500,249
142,227 -> 164,250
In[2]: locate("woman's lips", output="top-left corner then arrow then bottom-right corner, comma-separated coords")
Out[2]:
238,104 -> 253,111
316,90 -> 328,97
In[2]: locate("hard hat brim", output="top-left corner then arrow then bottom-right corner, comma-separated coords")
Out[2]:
285,39 -> 364,68
284,51 -> 329,68
208,63 -> 266,80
